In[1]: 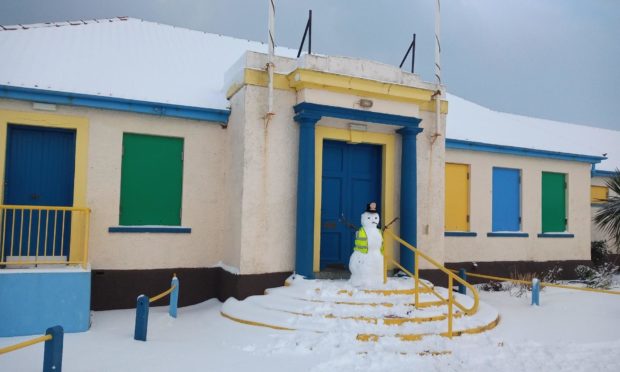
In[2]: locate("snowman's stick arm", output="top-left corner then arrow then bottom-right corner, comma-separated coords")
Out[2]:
339,213 -> 359,231
382,217 -> 400,232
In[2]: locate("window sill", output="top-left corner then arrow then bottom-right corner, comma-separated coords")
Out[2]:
444,232 -> 477,237
108,226 -> 192,234
487,232 -> 529,238
537,233 -> 574,238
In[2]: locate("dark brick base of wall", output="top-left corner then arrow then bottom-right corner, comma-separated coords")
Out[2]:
91,259 -> 598,310
90,267 -> 291,311
420,259 -> 592,287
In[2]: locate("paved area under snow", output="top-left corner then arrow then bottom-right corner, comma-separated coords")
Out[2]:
1,279 -> 620,371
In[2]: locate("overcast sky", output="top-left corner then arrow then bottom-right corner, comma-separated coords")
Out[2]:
1,0 -> 619,130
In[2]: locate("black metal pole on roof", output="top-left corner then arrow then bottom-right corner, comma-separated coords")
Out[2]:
296,10 -> 313,58
399,33 -> 417,73
308,10 -> 312,55
411,34 -> 416,73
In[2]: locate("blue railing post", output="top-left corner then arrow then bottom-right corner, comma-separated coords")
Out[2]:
531,278 -> 540,306
134,295 -> 149,341
43,326 -> 63,372
458,268 -> 467,295
169,275 -> 179,318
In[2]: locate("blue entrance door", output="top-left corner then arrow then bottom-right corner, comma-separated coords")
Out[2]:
320,140 -> 382,269
2,125 -> 76,260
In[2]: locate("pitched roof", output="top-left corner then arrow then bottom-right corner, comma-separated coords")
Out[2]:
0,17 -> 295,110
446,94 -> 620,171
1,17 -> 617,171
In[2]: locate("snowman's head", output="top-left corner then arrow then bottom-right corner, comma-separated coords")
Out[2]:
361,211 -> 380,230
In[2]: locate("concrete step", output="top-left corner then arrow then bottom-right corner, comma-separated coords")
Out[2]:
221,276 -> 500,341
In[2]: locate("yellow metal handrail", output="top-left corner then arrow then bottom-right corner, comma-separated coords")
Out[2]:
384,231 -> 480,337
0,334 -> 51,355
149,284 -> 177,303
450,270 -> 620,296
0,204 -> 91,269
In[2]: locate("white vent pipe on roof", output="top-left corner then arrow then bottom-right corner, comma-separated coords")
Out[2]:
266,0 -> 276,125
433,0 -> 442,142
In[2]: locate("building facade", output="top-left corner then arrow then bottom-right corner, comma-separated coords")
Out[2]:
0,18 -> 618,336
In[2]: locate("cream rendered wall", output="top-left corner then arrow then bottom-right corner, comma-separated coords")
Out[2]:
236,85 -> 299,275
0,99 -> 229,270
415,110 -> 446,269
445,149 -> 591,263
220,88 -> 246,271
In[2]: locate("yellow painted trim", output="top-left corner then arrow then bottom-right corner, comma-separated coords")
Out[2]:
313,126 -> 396,273
357,314 -> 501,342
228,68 -> 449,113
226,68 -> 293,99
336,288 -> 433,296
0,109 -> 89,263
220,312 -> 295,331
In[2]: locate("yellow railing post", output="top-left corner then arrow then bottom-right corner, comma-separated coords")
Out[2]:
447,276 -> 453,338
414,251 -> 420,308
0,205 -> 90,268
83,209 -> 91,269
383,230 -> 480,337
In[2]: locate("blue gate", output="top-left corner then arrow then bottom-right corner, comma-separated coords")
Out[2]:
2,125 -> 76,261
320,140 -> 382,269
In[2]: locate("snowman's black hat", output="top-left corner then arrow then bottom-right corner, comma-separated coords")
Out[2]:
366,202 -> 378,213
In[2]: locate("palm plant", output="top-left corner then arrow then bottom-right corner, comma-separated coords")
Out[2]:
594,169 -> 620,252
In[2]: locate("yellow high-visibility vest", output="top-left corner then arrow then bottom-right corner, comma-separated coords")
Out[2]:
353,227 -> 384,255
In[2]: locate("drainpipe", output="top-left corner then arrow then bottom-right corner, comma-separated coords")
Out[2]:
265,0 -> 276,127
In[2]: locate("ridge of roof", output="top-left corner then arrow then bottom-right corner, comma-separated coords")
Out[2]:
0,16 -> 131,31
0,16 -> 273,49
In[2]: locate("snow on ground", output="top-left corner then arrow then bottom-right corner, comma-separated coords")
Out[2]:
2,277 -> 620,371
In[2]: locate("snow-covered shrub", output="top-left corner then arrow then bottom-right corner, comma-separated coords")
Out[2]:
479,281 -> 504,292
506,271 -> 538,297
591,241 -> 610,268
542,265 -> 563,283
575,263 -> 618,289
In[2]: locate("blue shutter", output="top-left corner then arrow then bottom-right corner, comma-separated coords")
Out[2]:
492,167 -> 521,231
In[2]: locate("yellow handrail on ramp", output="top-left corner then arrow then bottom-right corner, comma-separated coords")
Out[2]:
384,231 -> 480,337
0,334 -> 51,355
450,270 -> 620,296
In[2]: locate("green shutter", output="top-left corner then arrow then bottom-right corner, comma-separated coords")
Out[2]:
541,172 -> 566,232
120,133 -> 183,226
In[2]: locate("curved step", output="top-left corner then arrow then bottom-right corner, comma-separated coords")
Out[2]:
237,292 -> 467,324
222,292 -> 496,335
221,277 -> 500,340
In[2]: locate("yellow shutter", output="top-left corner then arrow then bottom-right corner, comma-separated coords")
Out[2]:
591,186 -> 608,204
445,163 -> 470,231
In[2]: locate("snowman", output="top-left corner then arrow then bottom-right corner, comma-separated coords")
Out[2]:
349,202 -> 384,288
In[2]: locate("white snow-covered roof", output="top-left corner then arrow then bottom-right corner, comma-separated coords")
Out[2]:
0,17 -> 296,110
446,94 -> 620,171
1,18 -> 617,170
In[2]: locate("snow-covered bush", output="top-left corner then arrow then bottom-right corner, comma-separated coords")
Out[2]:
575,263 -> 618,289
479,281 -> 504,292
591,241 -> 610,268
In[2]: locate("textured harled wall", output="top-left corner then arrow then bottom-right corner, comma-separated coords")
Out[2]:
0,99 -> 229,270
444,148 -> 592,263
237,84 -> 299,274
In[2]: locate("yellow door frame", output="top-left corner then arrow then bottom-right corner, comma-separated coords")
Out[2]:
0,109 -> 89,263
313,125 -> 396,272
